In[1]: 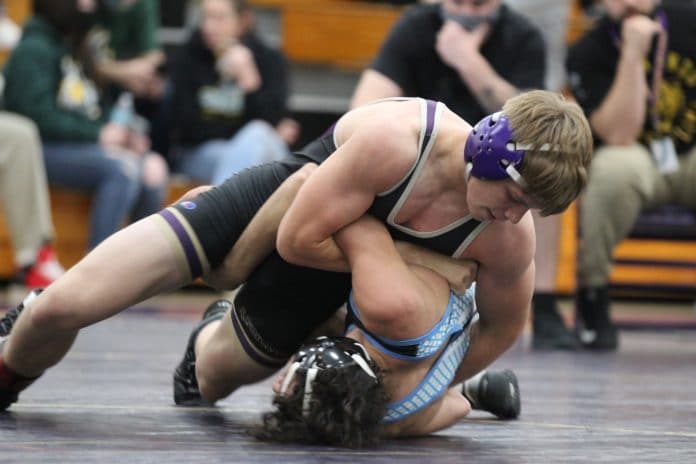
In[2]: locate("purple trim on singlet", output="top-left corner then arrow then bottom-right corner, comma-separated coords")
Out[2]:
159,209 -> 203,278
426,99 -> 437,137
229,308 -> 284,368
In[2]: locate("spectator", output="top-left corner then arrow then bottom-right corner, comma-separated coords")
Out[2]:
350,0 -> 581,349
88,0 -> 165,101
567,0 -> 696,350
168,0 -> 297,185
0,112 -> 65,288
505,0 -> 577,350
351,0 -> 545,120
2,0 -> 169,250
86,0 -> 169,153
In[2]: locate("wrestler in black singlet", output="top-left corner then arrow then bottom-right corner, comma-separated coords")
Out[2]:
165,99 -> 490,366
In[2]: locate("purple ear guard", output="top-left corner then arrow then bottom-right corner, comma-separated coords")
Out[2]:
464,112 -> 526,183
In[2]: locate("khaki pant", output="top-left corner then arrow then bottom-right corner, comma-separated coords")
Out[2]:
0,112 -> 54,267
578,143 -> 696,287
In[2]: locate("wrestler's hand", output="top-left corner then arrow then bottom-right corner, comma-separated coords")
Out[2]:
395,242 -> 477,294
437,258 -> 478,295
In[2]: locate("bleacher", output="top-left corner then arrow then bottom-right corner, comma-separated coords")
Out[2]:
1,0 -> 695,299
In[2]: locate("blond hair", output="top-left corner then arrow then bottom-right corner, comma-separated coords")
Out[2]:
503,90 -> 593,216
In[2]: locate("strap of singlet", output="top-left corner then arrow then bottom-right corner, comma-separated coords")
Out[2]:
345,289 -> 474,361
382,311 -> 479,424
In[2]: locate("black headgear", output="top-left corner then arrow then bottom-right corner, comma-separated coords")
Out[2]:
279,336 -> 377,415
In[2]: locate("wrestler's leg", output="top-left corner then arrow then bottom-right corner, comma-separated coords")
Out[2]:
3,215 -> 193,378
193,295 -> 347,402
190,253 -> 351,404
195,307 -> 278,401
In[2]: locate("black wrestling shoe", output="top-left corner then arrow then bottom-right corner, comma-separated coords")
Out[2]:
0,354 -> 39,411
173,299 -> 232,406
1,289 -> 43,411
462,369 -> 521,420
0,289 -> 42,339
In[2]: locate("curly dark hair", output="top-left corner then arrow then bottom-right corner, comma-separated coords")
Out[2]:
255,361 -> 389,448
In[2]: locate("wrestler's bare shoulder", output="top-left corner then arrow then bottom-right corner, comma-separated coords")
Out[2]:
334,99 -> 422,146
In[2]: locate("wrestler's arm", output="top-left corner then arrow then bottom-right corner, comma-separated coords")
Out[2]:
277,116 -> 415,272
202,163 -> 318,289
452,218 -> 535,384
334,214 -> 433,330
386,387 -> 471,437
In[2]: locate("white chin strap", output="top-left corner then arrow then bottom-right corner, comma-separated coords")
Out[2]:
302,368 -> 319,417
279,361 -> 302,397
504,164 -> 527,188
505,141 -> 559,189
466,160 -> 526,188
351,354 -> 377,379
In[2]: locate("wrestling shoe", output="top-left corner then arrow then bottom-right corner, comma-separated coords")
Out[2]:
1,289 -> 43,410
173,299 -> 232,406
462,369 -> 521,419
1,289 -> 42,339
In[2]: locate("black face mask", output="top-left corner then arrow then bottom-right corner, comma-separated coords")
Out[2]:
439,5 -> 501,31
294,336 -> 372,371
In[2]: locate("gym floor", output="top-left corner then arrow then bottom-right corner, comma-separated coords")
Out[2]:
1,290 -> 695,463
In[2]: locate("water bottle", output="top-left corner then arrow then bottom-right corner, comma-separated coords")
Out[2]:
110,92 -> 134,128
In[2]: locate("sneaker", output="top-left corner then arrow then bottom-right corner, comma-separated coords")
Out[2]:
575,287 -> 618,351
1,289 -> 43,410
462,369 -> 521,419
24,246 -> 65,289
173,299 -> 232,406
462,369 -> 521,420
532,304 -> 579,351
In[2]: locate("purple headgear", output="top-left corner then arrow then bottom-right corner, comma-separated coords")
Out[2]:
464,112 -> 527,186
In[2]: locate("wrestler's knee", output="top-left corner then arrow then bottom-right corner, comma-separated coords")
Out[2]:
196,334 -> 274,402
195,349 -> 234,402
28,286 -> 85,330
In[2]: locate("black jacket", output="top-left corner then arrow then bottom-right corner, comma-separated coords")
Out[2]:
170,29 -> 289,146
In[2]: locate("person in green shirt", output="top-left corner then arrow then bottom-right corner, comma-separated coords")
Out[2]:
89,0 -> 165,100
2,0 -> 169,249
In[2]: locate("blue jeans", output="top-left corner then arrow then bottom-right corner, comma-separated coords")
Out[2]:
175,120 -> 290,185
43,142 -> 166,249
